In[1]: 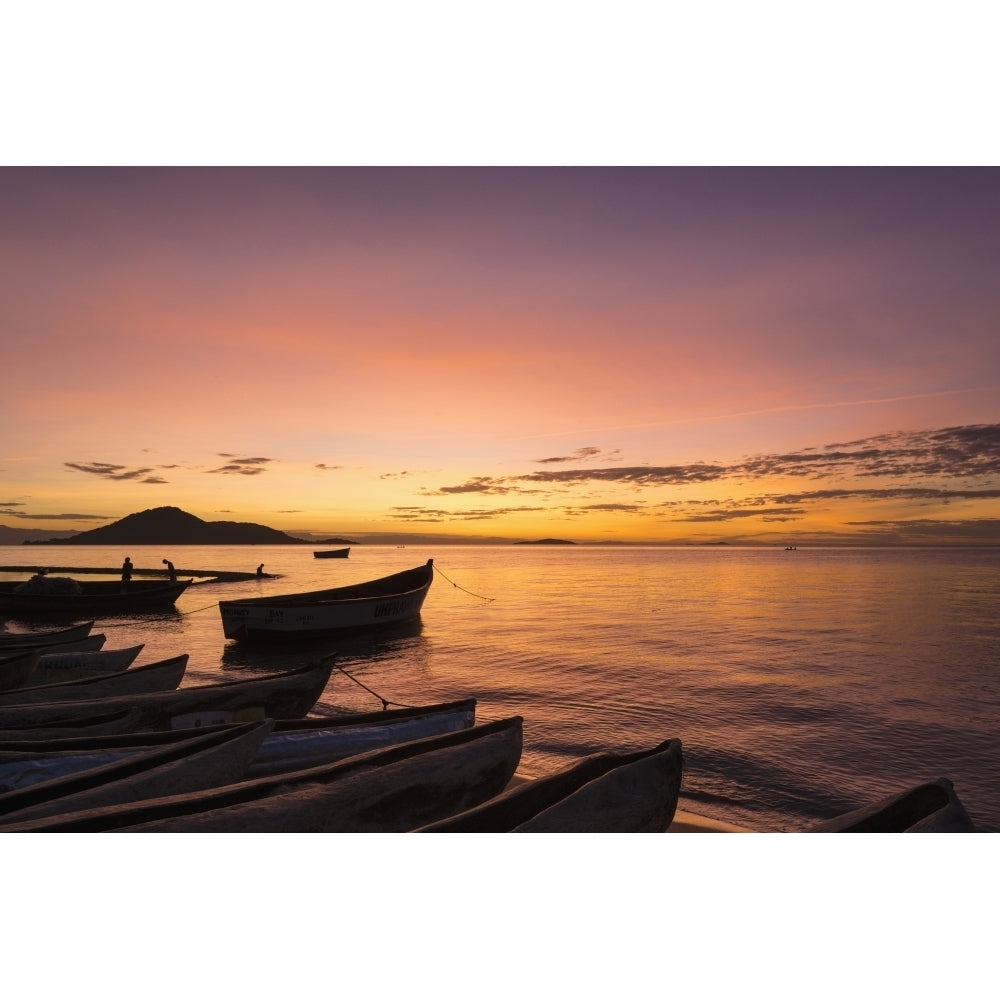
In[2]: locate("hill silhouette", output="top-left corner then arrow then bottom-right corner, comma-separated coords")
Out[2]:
24,506 -> 317,545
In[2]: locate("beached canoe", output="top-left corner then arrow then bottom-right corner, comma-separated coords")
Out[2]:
0,654 -> 188,706
219,559 -> 434,641
0,633 -> 107,656
0,658 -> 335,732
810,778 -> 977,832
0,721 -> 273,825
30,644 -> 144,685
314,548 -> 350,558
0,649 -> 40,694
0,579 -> 191,616
0,707 -> 143,740
417,738 -> 684,832
0,699 -> 477,791
0,716 -> 523,832
0,621 -> 95,646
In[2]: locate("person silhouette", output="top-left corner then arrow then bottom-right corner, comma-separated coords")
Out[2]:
121,556 -> 133,590
256,563 -> 265,577
162,558 -> 177,582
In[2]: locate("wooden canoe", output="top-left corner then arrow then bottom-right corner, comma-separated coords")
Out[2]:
0,654 -> 188,706
0,721 -> 273,825
0,621 -> 95,646
30,644 -> 145,685
418,739 -> 684,832
0,658 -> 334,732
219,559 -> 433,641
0,633 -> 107,656
0,716 -> 523,833
810,778 -> 977,832
313,548 -> 350,558
0,579 -> 191,615
0,707 -> 143,740
0,649 -> 40,694
0,699 -> 477,791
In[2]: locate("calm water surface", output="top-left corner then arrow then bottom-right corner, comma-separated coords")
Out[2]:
3,544 -> 998,831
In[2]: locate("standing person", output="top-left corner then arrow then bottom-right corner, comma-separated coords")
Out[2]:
121,556 -> 133,590
162,558 -> 177,582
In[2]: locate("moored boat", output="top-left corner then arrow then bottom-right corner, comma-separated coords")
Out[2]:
810,778 -> 977,832
314,548 -> 350,558
0,633 -> 107,655
0,721 -> 273,824
0,699 -> 477,790
0,654 -> 188,706
0,578 -> 191,616
219,560 -> 434,641
30,644 -> 145,685
0,649 -> 40,694
0,621 -> 95,646
0,716 -> 524,832
0,707 -> 143,740
417,738 -> 684,832
0,657 -> 335,732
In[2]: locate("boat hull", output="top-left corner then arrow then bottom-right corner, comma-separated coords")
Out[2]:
0,580 -> 191,616
219,560 -> 433,641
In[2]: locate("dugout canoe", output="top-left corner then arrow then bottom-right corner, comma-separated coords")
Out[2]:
0,633 -> 107,656
0,699 -> 477,791
0,621 -> 95,646
30,644 -> 144,685
0,707 -> 143,741
0,579 -> 191,616
0,721 -> 272,825
314,548 -> 350,558
219,559 -> 434,641
0,716 -> 523,833
417,738 -> 684,832
810,778 -> 977,832
0,658 -> 334,732
0,649 -> 40,694
0,654 -> 188,706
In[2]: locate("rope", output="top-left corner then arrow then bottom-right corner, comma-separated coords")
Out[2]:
334,665 -> 419,711
433,564 -> 495,603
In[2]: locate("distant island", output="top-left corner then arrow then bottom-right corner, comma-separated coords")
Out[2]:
514,538 -> 576,545
20,506 -> 357,546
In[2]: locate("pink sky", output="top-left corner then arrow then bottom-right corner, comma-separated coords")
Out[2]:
2,167 -> 999,544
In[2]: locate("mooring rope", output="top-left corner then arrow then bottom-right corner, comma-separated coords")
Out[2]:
334,664 -> 419,710
433,564 -> 495,603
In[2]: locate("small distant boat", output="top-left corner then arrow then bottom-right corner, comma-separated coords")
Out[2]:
417,738 -> 683,832
810,778 -> 977,832
0,579 -> 191,616
219,559 -> 435,642
314,548 -> 350,559
0,621 -> 95,647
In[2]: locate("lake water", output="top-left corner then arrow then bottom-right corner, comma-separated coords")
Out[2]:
3,543 -> 998,832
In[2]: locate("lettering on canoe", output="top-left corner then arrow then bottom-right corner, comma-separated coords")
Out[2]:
373,594 -> 418,619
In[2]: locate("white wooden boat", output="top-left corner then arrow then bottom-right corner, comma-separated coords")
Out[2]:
30,645 -> 145,685
219,560 -> 435,641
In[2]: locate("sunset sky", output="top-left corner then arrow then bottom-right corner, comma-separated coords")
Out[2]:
2,167 -> 999,545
